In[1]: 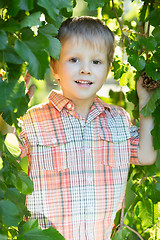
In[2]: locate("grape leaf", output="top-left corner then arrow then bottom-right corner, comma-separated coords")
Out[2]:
151,106 -> 160,150
0,30 -> 8,50
0,199 -> 20,226
0,46 -> 23,64
21,12 -> 41,29
84,0 -> 106,11
140,87 -> 160,117
148,9 -> 160,27
16,171 -> 34,195
15,38 -> 49,79
22,226 -> 65,240
128,54 -> 146,71
134,199 -> 153,228
145,62 -> 160,81
19,0 -> 34,11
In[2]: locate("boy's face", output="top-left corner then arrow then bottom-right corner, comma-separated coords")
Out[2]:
52,36 -> 109,105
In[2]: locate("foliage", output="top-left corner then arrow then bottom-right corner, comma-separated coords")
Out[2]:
99,0 -> 160,239
0,0 -> 160,239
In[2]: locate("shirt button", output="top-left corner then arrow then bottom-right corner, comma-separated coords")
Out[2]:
87,176 -> 92,184
81,120 -> 85,127
52,137 -> 57,144
86,148 -> 91,155
67,103 -> 72,109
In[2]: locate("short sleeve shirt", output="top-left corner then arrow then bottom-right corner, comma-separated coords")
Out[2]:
19,90 -> 140,240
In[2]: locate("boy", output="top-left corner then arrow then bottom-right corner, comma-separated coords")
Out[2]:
20,16 -> 157,240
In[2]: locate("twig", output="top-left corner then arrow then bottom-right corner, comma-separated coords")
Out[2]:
124,224 -> 145,240
111,0 -> 130,44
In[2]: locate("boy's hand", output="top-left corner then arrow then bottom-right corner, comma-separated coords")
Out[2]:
137,76 -> 153,110
24,71 -> 35,100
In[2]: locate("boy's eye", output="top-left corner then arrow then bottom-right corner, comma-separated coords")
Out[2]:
69,57 -> 79,63
92,60 -> 101,65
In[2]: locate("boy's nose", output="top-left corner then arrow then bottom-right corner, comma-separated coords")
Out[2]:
80,64 -> 91,75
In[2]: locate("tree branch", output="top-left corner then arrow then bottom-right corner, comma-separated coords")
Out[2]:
111,0 -> 130,44
124,224 -> 145,240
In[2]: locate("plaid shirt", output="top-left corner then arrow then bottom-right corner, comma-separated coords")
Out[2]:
19,90 -> 140,240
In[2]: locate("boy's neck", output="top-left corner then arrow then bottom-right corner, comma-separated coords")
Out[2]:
71,98 -> 95,119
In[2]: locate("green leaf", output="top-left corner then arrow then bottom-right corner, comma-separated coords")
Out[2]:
37,0 -> 59,20
84,0 -> 106,11
0,80 -> 29,125
119,71 -> 134,88
112,227 -> 130,240
146,177 -> 160,203
148,9 -> 160,27
4,133 -> 21,158
46,37 -> 61,60
151,106 -> 160,150
139,36 -> 157,51
0,46 -> 23,64
0,232 -> 8,240
22,219 -> 39,233
152,26 -> 160,42
22,227 -> 65,240
19,0 -> 34,11
14,38 -> 49,79
16,171 -> 34,195
21,12 -> 41,29
2,19 -> 21,33
145,62 -> 160,81
39,24 -> 58,36
134,199 -> 153,228
139,3 -> 149,22
0,30 -> 8,50
140,87 -> 160,117
7,0 -> 21,17
0,199 -> 20,226
128,54 -> 146,71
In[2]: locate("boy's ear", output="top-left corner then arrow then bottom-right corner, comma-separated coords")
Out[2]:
50,57 -> 60,80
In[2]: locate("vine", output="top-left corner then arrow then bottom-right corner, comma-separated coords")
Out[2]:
0,0 -> 160,239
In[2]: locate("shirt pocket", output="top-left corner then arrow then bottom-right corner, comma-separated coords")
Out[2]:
35,132 -> 74,172
99,115 -> 131,168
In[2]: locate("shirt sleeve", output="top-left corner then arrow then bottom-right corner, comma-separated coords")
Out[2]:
129,125 -> 142,165
121,107 -> 141,165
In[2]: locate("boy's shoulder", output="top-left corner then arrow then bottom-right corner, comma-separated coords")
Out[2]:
22,100 -> 59,123
98,98 -> 129,118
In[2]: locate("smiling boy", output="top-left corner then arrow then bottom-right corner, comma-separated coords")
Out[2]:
19,16 -> 157,240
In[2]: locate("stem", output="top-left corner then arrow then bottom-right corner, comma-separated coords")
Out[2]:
146,21 -> 150,38
124,224 -> 145,240
2,50 -> 8,83
111,0 -> 130,44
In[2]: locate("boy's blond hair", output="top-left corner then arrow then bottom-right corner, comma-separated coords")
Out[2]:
56,16 -> 115,69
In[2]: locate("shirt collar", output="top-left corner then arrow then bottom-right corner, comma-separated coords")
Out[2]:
48,90 -> 111,113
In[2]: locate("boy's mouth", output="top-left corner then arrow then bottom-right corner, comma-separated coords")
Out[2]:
75,80 -> 93,86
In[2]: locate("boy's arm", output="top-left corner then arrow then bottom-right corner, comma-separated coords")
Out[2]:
137,76 -> 157,165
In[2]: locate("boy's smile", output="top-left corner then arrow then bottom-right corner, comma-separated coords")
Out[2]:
52,36 -> 109,116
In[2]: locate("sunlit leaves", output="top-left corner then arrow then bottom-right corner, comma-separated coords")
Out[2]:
84,0 -> 106,11
112,227 -> 130,240
134,199 -> 157,229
